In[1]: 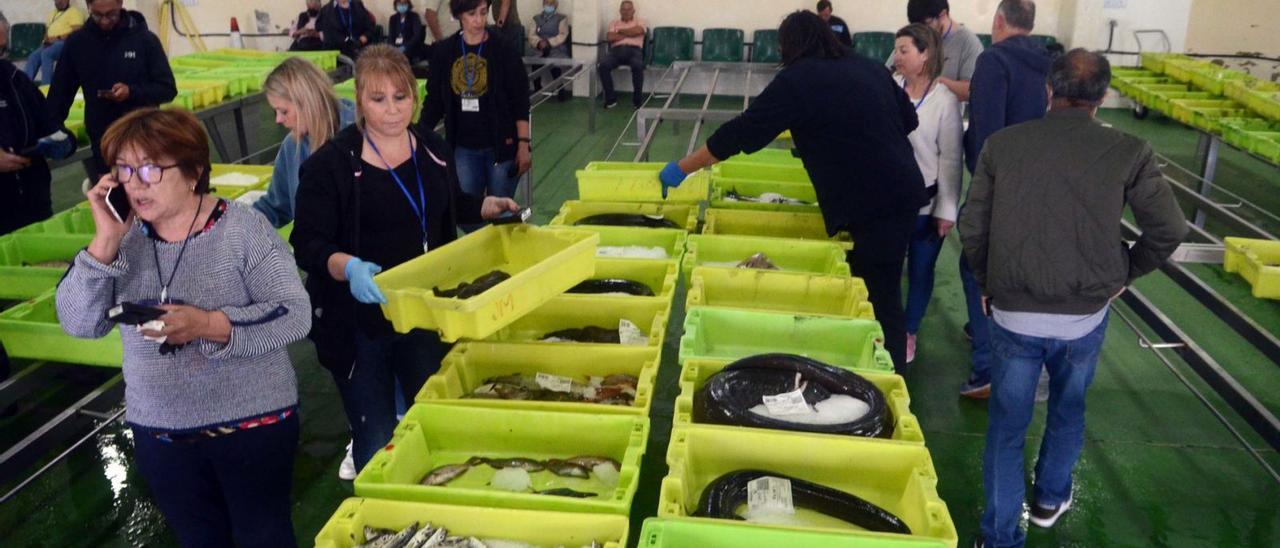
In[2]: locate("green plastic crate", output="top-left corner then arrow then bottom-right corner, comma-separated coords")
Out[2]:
417,342 -> 660,415
175,80 -> 229,108
551,201 -> 699,232
708,178 -> 820,213
354,404 -> 648,515
702,208 -> 852,250
15,206 -> 95,235
673,358 -> 924,445
681,234 -> 851,281
576,162 -> 710,203
375,225 -> 599,342
568,258 -> 678,301
0,233 -> 94,300
0,290 -> 123,367
1189,66 -> 1252,96
565,226 -> 687,262
638,518 -> 948,548
712,162 -> 809,183
723,148 -> 803,166
482,295 -> 671,351
210,163 -> 274,190
1168,98 -> 1243,125
1224,78 -> 1280,122
687,266 -> 873,320
1225,237 -> 1280,299
1162,58 -> 1215,83
679,307 -> 894,372
316,497 -> 630,548
1248,132 -> 1280,163
659,426 -> 956,546
1217,117 -> 1274,150
1141,53 -> 1190,74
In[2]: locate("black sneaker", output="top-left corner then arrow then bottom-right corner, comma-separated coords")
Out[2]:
603,99 -> 619,109
1029,493 -> 1073,528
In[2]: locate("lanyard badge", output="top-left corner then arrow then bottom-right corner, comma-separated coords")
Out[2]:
366,133 -> 431,253
460,38 -> 484,113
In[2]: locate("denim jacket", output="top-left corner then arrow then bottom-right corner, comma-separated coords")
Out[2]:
253,99 -> 357,228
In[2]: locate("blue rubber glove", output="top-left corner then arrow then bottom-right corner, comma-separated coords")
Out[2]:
344,257 -> 387,305
659,161 -> 688,198
35,131 -> 76,160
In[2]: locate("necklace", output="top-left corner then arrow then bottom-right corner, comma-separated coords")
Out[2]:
153,196 -> 204,304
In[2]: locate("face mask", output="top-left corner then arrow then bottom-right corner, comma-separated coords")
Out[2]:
397,4 -> 410,14
543,6 -> 556,15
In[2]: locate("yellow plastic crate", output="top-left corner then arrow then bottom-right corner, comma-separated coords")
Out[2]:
375,225 -> 599,342
712,162 -> 809,184
681,234 -> 851,281
482,295 -> 671,352
316,497 -> 630,548
209,164 -> 273,191
687,267 -> 873,320
0,290 -> 123,367
0,233 -> 94,300
725,148 -> 803,166
639,518 -> 948,548
703,208 -> 852,250
354,404 -> 648,515
176,80 -> 229,108
709,178 -> 819,213
551,201 -> 699,232
679,307 -> 894,372
659,426 -> 956,546
672,358 -> 924,445
566,226 -> 687,262
565,258 -> 678,301
576,162 -> 711,203
1223,237 -> 1280,299
416,342 -> 660,415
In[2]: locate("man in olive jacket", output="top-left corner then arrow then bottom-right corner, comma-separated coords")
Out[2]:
960,49 -> 1187,548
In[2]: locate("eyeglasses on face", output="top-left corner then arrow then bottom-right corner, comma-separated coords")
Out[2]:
112,163 -> 180,186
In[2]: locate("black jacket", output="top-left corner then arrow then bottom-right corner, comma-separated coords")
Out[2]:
46,10 -> 176,161
828,16 -> 853,48
706,54 -> 928,234
388,12 -> 426,58
0,61 -> 60,234
318,1 -> 375,54
291,125 -> 484,371
420,30 -> 530,162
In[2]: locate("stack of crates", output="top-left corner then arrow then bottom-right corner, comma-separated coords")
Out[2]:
0,165 -> 277,369
643,149 -> 958,547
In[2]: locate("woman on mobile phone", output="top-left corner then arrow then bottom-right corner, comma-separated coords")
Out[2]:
55,107 -> 311,546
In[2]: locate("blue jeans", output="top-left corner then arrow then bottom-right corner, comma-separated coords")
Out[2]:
23,40 -> 65,85
453,146 -> 517,231
332,329 -> 450,472
960,254 -> 994,384
981,314 -> 1108,548
905,215 -> 946,334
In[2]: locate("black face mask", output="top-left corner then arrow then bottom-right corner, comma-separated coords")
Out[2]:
307,8 -> 320,16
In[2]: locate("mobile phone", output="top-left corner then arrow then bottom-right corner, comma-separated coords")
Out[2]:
18,144 -> 40,157
105,185 -> 131,223
492,207 -> 532,225
97,89 -> 114,98
106,302 -> 167,325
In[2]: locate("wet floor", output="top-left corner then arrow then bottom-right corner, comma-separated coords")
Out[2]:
2,101 -> 1278,546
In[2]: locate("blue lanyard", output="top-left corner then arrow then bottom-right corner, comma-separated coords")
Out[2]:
337,6 -> 354,41
460,35 -> 486,92
365,133 -> 429,248
942,22 -> 952,41
903,79 -> 934,111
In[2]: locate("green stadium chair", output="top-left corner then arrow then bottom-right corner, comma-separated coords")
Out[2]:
852,31 -> 895,64
752,29 -> 781,64
9,23 -> 47,61
648,26 -> 694,67
1031,34 -> 1058,48
701,28 -> 745,63
977,33 -> 993,49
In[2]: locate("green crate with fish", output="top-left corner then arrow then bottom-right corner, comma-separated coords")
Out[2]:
686,267 -> 873,320
679,307 -> 894,373
638,518 -> 949,548
575,162 -> 711,203
702,208 -> 853,250
672,356 -> 923,445
482,295 -> 670,350
711,161 -> 810,184
0,289 -> 123,367
681,234 -> 851,281
354,404 -> 648,515
550,201 -> 700,232
1223,237 -> 1280,299
374,224 -> 598,342
315,497 -> 630,548
417,342 -> 660,415
658,426 -> 957,546
708,178 -> 820,213
0,233 -> 94,300
560,258 -> 678,301
566,226 -> 687,262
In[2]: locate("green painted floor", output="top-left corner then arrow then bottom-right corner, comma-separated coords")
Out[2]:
2,100 -> 1279,547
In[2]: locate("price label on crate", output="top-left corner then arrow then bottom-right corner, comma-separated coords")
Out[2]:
762,388 -> 811,416
747,476 -> 795,515
536,372 -> 574,393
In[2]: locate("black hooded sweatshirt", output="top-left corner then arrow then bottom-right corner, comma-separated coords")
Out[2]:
46,9 -> 176,170
0,60 -> 61,234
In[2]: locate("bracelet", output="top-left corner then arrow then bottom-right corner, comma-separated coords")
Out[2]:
517,137 -> 531,144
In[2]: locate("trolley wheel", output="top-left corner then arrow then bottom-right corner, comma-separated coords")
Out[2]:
1133,104 -> 1149,119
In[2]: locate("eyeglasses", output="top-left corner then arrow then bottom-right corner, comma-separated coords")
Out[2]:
90,10 -> 122,22
113,163 -> 179,187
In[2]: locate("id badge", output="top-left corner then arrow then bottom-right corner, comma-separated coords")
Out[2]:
462,92 -> 480,113
396,37 -> 404,45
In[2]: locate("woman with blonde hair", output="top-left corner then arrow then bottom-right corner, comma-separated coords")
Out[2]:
252,56 -> 356,228
292,44 -> 520,472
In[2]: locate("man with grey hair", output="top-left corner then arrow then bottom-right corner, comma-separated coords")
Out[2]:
960,49 -> 1188,547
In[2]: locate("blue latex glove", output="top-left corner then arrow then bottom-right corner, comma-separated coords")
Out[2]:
35,132 -> 76,160
659,161 -> 688,198
344,257 -> 387,305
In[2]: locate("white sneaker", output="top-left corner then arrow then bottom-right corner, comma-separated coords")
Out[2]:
338,441 -> 357,480
1029,492 -> 1073,528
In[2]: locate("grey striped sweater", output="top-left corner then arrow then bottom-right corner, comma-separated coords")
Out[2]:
56,201 -> 311,431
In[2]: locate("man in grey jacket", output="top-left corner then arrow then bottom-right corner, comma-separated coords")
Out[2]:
960,49 -> 1187,548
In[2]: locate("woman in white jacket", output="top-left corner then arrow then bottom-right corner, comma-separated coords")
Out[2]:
893,23 -> 963,364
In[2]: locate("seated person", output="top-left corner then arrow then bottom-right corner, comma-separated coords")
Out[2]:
817,0 -> 853,48
289,0 -> 325,51
597,0 -> 646,110
387,0 -> 426,63
24,0 -> 86,86
528,0 -> 570,101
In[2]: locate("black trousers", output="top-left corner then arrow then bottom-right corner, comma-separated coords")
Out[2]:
598,46 -> 645,107
845,210 -> 917,373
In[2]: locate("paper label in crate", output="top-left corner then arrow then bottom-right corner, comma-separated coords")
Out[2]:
762,388 -> 811,416
536,372 -> 574,393
747,476 -> 794,515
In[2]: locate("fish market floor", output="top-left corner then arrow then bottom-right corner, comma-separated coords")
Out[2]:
2,100 -> 1278,546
